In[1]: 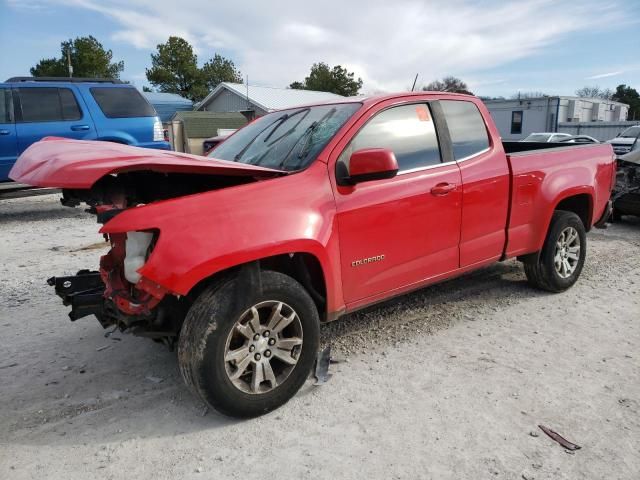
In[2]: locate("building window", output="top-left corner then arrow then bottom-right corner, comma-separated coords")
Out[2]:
511,111 -> 523,134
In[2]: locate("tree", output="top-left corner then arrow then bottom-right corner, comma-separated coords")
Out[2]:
290,63 -> 363,96
142,86 -> 152,92
146,37 -> 242,102
201,54 -> 242,91
575,86 -> 613,100
612,84 -> 640,120
146,37 -> 206,102
30,58 -> 66,77
30,36 -> 124,78
423,76 -> 473,95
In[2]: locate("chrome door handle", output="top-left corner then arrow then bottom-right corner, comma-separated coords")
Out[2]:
0,129 -> 9,135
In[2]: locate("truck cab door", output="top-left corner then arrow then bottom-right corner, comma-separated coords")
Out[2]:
14,86 -> 97,155
438,100 -> 510,267
0,87 -> 17,181
331,101 -> 462,307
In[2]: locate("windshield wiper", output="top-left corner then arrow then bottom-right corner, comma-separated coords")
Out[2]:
234,108 -> 311,163
263,108 -> 310,146
278,108 -> 337,170
233,113 -> 290,162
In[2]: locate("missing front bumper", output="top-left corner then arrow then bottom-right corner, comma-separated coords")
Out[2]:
47,270 -> 105,322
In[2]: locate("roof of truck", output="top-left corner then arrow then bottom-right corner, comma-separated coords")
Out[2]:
284,90 -> 476,110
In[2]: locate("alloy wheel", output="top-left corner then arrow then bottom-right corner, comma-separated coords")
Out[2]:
224,300 -> 303,394
554,226 -> 581,279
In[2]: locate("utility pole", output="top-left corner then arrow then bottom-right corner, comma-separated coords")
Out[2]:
246,75 -> 250,110
67,48 -> 73,78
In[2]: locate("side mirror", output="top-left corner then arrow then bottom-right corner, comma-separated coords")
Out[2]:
338,148 -> 398,185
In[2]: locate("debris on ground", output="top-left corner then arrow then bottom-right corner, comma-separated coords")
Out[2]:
314,345 -> 332,385
538,425 -> 581,451
145,375 -> 164,384
96,345 -> 111,352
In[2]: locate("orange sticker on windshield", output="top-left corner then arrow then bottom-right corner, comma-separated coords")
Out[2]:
416,105 -> 430,122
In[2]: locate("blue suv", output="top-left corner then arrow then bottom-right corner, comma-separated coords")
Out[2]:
0,77 -> 171,181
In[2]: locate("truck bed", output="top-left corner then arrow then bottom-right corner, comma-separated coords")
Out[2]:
503,140 -> 592,154
504,142 -> 615,258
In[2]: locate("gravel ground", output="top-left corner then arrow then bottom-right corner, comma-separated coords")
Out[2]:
1,194 -> 639,480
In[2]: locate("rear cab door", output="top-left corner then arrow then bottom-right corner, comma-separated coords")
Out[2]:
438,99 -> 510,267
0,85 -> 17,181
77,84 -> 165,148
13,84 -> 97,155
330,97 -> 463,307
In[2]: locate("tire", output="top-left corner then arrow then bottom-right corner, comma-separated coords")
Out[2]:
523,210 -> 587,293
178,270 -> 320,418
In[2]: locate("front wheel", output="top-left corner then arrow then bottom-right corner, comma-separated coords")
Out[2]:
178,270 -> 320,418
523,210 -> 587,292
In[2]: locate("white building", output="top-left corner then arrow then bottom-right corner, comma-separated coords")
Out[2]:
196,82 -> 344,119
483,96 -> 629,140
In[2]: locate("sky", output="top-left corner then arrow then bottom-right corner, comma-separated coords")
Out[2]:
1,0 -> 639,98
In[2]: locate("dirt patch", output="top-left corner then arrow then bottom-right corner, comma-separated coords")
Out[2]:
1,195 -> 639,479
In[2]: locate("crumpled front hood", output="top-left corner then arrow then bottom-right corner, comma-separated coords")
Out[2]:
9,137 -> 284,189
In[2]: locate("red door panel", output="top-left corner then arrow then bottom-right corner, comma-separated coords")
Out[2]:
458,150 -> 510,266
335,164 -> 462,303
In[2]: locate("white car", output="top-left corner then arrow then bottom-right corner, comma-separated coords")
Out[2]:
521,132 -> 573,143
558,135 -> 599,144
606,126 -> 640,155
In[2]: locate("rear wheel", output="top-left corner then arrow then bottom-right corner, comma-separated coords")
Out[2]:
178,270 -> 319,418
523,210 -> 586,292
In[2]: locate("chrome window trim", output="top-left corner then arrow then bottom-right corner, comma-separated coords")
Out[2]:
396,160 -> 457,175
454,146 -> 491,163
396,147 -> 491,176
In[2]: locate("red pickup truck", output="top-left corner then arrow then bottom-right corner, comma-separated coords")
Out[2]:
10,92 -> 615,417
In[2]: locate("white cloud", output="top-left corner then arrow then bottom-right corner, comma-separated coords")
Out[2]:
10,0 -> 627,92
586,71 -> 623,79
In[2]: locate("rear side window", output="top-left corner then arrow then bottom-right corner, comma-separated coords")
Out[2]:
440,100 -> 490,160
90,87 -> 156,118
17,87 -> 82,122
0,89 -> 11,123
339,103 -> 441,172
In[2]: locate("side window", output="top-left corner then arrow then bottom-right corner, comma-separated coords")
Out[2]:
339,103 -> 441,172
59,88 -> 82,120
0,89 -> 12,123
17,87 -> 82,122
511,110 -> 523,135
440,100 -> 490,160
90,87 -> 156,118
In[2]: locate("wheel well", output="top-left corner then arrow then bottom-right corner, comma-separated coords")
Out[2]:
261,253 -> 327,318
555,194 -> 592,231
186,253 -> 327,320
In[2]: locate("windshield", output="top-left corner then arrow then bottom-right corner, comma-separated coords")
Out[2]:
209,103 -> 362,171
620,126 -> 640,138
